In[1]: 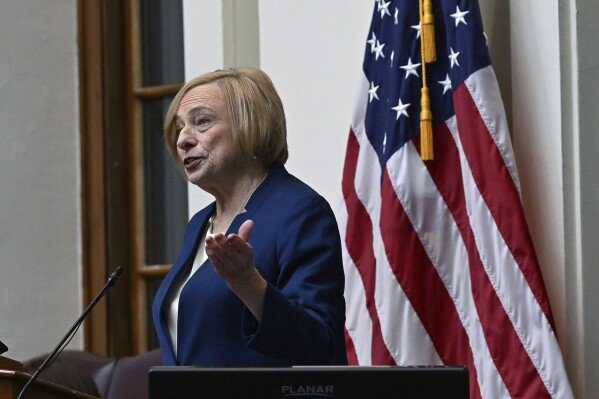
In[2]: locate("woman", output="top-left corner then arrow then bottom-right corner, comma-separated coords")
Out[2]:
152,68 -> 347,366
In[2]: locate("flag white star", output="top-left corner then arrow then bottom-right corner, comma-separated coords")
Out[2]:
390,51 -> 394,66
450,6 -> 469,27
367,31 -> 377,53
400,57 -> 421,79
373,40 -> 385,60
394,7 -> 399,25
368,81 -> 380,103
392,98 -> 410,119
438,74 -> 452,94
411,24 -> 421,39
448,47 -> 460,68
378,0 -> 391,18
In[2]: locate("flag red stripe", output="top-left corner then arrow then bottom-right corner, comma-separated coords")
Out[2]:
453,85 -> 556,332
342,129 -> 396,365
425,122 -> 551,398
344,328 -> 359,365
379,167 -> 482,399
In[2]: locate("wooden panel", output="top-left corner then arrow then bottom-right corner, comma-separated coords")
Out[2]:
80,0 -> 184,356
102,0 -> 133,357
134,83 -> 183,99
78,0 -> 108,356
79,0 -> 132,357
125,0 -> 148,354
0,358 -> 22,372
0,371 -> 99,399
138,265 -> 171,277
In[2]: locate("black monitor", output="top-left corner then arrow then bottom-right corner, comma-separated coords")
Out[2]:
149,366 -> 469,399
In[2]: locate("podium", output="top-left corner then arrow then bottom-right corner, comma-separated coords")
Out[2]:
149,365 -> 470,399
0,357 -> 98,399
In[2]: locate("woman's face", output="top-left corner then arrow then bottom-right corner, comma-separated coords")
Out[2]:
175,83 -> 241,189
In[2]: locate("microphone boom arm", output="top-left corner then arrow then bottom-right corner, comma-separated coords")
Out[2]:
17,266 -> 123,399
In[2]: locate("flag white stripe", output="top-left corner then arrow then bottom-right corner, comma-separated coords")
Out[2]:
351,76 -> 369,136
446,102 -> 574,399
386,140 -> 510,399
352,87 -> 442,364
464,66 -> 521,195
336,197 -> 374,366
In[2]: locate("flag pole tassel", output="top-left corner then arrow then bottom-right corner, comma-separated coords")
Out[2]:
420,87 -> 434,160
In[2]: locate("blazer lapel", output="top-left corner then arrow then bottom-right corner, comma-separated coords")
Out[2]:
228,162 -> 288,235
155,202 -> 215,364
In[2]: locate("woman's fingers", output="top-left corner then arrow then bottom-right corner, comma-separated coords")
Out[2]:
205,235 -> 228,265
206,220 -> 256,283
226,234 -> 253,254
237,219 -> 254,242
206,235 -> 247,274
225,219 -> 254,255
208,233 -> 249,259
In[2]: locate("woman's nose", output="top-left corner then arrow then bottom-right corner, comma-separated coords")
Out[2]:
176,126 -> 198,151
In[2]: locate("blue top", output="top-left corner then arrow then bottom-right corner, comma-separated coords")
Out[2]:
152,163 -> 347,366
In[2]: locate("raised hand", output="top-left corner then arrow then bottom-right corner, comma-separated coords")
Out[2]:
205,219 -> 267,320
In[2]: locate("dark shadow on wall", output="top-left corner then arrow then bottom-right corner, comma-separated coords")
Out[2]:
480,0 -> 513,134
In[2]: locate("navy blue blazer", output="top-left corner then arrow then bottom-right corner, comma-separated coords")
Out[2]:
152,163 -> 347,366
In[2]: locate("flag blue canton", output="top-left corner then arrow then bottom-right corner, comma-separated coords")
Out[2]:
363,0 -> 491,168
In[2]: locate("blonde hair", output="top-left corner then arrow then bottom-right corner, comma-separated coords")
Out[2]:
164,68 -> 288,167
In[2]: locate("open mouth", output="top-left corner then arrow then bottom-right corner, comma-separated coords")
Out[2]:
183,156 -> 204,169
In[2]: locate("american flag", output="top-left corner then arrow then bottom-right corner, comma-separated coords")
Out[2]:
338,0 -> 574,398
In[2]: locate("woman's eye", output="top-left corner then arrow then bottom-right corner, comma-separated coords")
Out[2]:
195,117 -> 210,125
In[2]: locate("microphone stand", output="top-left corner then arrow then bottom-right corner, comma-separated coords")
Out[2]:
17,266 -> 124,399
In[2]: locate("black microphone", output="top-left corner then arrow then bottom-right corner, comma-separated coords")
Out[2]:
0,340 -> 7,355
17,266 -> 124,399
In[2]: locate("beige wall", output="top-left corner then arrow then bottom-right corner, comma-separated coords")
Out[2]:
564,0 -> 599,396
0,1 -> 82,361
510,0 -> 567,350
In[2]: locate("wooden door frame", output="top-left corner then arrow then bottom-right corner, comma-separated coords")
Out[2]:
78,0 -> 132,356
79,0 -> 183,356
